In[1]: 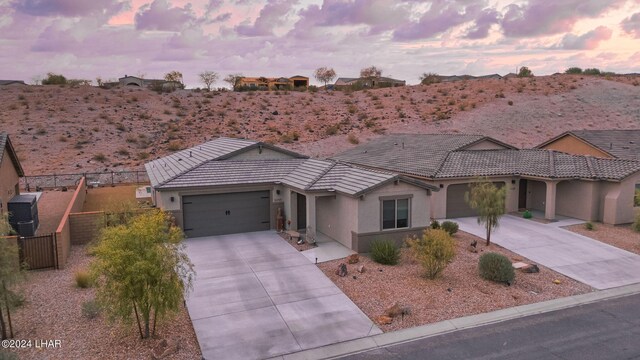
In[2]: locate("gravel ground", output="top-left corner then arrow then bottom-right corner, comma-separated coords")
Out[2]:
318,231 -> 592,332
565,222 -> 640,255
278,231 -> 315,251
8,246 -> 201,360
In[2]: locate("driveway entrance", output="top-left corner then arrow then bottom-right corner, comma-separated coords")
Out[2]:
453,216 -> 640,290
185,231 -> 380,360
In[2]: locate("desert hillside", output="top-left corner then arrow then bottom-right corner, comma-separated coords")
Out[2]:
1,74 -> 638,175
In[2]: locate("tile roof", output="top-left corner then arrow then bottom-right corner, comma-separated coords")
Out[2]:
569,130 -> 640,161
331,134 -> 512,178
436,150 -> 640,180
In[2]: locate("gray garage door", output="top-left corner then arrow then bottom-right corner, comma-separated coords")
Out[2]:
446,183 -> 504,218
182,191 -> 271,237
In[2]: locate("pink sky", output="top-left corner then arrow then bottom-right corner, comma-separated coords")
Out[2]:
0,0 -> 639,87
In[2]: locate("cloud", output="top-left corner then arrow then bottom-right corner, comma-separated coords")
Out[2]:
134,0 -> 198,32
11,0 -> 128,18
235,0 -> 297,36
501,0 -> 625,37
621,12 -> 640,38
465,8 -> 500,39
393,1 -> 484,41
556,26 -> 612,50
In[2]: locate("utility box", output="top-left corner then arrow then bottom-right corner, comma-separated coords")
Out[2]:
8,194 -> 39,236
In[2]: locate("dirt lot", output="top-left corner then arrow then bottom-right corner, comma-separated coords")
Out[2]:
83,185 -> 140,212
565,222 -> 640,255
7,246 -> 201,360
318,231 -> 592,332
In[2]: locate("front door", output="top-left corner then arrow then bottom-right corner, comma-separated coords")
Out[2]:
296,193 -> 307,230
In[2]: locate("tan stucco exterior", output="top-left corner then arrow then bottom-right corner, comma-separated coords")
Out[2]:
539,135 -> 613,158
0,147 -> 20,214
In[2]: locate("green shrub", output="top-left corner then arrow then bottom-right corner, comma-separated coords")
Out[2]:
523,210 -> 532,219
82,300 -> 101,319
478,253 -> 515,284
634,189 -> 640,207
406,229 -> 456,279
441,221 -> 459,235
585,222 -> 594,231
430,220 -> 440,229
370,239 -> 400,265
74,270 -> 93,288
633,213 -> 640,233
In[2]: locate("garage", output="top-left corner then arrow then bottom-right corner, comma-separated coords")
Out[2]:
182,191 -> 271,237
446,182 -> 504,218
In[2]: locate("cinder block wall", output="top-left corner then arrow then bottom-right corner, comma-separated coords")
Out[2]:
69,211 -> 104,245
55,177 -> 87,268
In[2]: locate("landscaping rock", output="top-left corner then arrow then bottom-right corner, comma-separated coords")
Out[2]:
357,265 -> 366,273
384,302 -> 411,318
512,262 -> 529,269
347,254 -> 359,264
152,339 -> 179,359
521,264 -> 540,273
376,315 -> 393,325
336,263 -> 348,277
468,239 -> 478,253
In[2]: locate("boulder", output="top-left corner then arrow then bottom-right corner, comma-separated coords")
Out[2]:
336,263 -> 348,277
347,254 -> 359,264
357,265 -> 366,273
384,302 -> 411,318
520,264 -> 540,273
152,339 -> 179,359
468,239 -> 478,253
376,315 -> 393,325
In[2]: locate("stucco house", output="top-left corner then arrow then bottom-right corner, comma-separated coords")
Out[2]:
0,80 -> 27,87
145,137 -> 437,251
116,75 -> 183,90
536,129 -> 640,161
236,76 -> 309,90
333,134 -> 640,225
334,77 -> 406,89
0,133 -> 24,214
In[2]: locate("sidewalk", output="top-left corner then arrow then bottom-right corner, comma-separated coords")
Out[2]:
271,282 -> 640,360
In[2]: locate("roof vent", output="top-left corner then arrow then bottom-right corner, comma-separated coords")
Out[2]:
402,142 -> 405,149
610,143 -> 613,149
189,151 -> 192,157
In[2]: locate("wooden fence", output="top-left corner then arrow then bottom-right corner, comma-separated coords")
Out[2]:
3,234 -> 58,270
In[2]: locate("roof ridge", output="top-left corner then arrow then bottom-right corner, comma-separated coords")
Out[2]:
585,156 -> 596,178
548,150 -> 556,178
303,159 -> 338,190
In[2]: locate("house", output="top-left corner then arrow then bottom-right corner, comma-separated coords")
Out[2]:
0,133 -> 25,214
145,137 -> 437,251
117,75 -> 183,90
0,80 -> 26,86
333,134 -> 640,225
334,77 -> 406,89
236,76 -> 309,90
536,130 -> 640,161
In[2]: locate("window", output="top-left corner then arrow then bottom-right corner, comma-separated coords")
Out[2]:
382,198 -> 410,230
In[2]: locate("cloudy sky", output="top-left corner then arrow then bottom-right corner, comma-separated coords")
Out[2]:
1,0 -> 639,87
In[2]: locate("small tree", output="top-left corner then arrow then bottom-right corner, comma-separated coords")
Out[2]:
90,210 -> 194,339
0,215 -> 23,340
360,65 -> 382,78
199,71 -> 219,91
224,73 -> 244,91
517,66 -> 533,78
406,229 -> 456,279
41,72 -> 67,85
164,71 -> 184,89
420,72 -> 441,85
565,67 -> 583,74
465,178 -> 506,246
314,67 -> 337,89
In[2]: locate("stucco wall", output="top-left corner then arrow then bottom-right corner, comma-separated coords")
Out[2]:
316,194 -> 358,249
0,149 -> 20,214
431,177 -> 516,219
358,181 -> 430,233
540,136 -> 612,158
556,180 -> 599,221
600,173 -> 640,224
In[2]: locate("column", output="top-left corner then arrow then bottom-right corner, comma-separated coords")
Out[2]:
545,181 -> 557,220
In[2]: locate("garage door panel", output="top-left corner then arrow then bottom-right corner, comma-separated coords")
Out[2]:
183,191 -> 270,237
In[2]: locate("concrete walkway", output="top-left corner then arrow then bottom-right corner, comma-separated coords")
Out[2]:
185,231 -> 381,360
453,215 -> 640,290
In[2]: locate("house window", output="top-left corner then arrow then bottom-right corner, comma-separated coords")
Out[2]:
382,198 -> 410,230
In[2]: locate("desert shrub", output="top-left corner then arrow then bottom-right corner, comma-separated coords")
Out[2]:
347,133 -> 359,144
42,72 -> 67,85
478,253 -> 515,284
517,66 -> 533,78
508,100 -> 514,106
325,124 -> 340,136
441,221 -> 459,235
565,67 -> 583,74
584,222 -> 594,231
583,68 -> 601,76
523,210 -> 532,219
167,141 -> 183,151
406,229 -> 456,279
92,153 -> 107,162
370,239 -> 400,265
430,220 -> 440,229
82,300 -> 101,319
633,213 -> 640,233
634,189 -> 640,206
75,270 -> 93,288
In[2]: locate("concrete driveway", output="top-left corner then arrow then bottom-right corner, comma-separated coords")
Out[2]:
185,231 -> 381,360
453,215 -> 640,290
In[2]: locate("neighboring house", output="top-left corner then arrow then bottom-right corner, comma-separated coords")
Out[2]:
536,129 -> 640,161
116,75 -> 183,90
236,76 -> 309,90
145,138 -> 437,251
333,134 -> 640,225
0,133 -> 24,214
334,77 -> 406,89
0,80 -> 26,86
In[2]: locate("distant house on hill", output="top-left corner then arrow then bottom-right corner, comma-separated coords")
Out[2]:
334,76 -> 406,89
0,80 -> 26,86
116,75 -> 183,90
236,76 -> 309,91
436,74 -> 502,83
